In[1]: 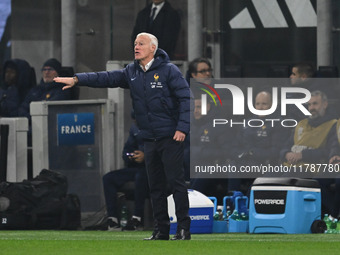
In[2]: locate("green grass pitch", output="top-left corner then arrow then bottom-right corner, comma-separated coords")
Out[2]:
0,231 -> 340,255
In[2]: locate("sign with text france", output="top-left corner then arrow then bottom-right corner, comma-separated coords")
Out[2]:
57,112 -> 95,146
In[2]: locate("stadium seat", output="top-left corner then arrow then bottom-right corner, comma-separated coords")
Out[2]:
317,66 -> 339,78
267,65 -> 290,78
224,65 -> 242,78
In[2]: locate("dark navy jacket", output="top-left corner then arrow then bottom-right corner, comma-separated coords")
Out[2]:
18,80 -> 72,119
236,114 -> 290,165
76,49 -> 191,140
190,107 -> 238,166
0,59 -> 35,117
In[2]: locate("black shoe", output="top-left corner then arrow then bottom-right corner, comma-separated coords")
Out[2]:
107,219 -> 121,231
171,229 -> 191,240
144,231 -> 169,240
122,218 -> 143,231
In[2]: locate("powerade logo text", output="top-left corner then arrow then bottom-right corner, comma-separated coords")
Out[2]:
254,199 -> 285,205
190,215 -> 210,221
200,84 -> 312,128
57,113 -> 95,146
253,191 -> 287,214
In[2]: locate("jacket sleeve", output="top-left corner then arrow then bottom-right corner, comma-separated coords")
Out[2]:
329,141 -> 340,159
76,69 -> 130,89
167,64 -> 191,134
252,125 -> 291,162
302,124 -> 337,163
279,130 -> 295,162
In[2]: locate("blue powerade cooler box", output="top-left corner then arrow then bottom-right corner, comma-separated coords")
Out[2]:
249,178 -> 321,234
168,189 -> 214,234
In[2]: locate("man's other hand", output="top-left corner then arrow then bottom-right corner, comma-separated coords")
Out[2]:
173,131 -> 186,142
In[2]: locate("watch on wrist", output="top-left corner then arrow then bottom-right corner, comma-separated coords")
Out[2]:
73,76 -> 78,84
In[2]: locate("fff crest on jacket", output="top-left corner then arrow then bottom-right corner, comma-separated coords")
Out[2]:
151,73 -> 163,88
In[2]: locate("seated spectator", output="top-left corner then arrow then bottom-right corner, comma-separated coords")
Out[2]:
289,63 -> 336,112
187,57 -> 232,112
0,59 -> 35,117
17,58 -> 72,146
290,63 -> 315,86
187,58 -> 213,85
183,57 -> 214,182
233,91 -> 290,193
189,58 -> 238,198
236,91 -> 290,165
102,117 -> 148,231
280,90 -> 337,167
280,91 -> 339,219
190,95 -> 238,198
287,63 -> 316,121
18,58 -> 72,120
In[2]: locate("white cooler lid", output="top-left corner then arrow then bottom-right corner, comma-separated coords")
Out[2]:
167,189 -> 214,223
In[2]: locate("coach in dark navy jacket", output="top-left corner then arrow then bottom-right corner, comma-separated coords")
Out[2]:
55,33 -> 191,240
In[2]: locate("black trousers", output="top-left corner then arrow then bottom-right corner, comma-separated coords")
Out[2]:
102,167 -> 148,218
144,138 -> 190,234
317,178 -> 340,217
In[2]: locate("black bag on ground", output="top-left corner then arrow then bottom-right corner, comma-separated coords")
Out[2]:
29,168 -> 68,202
60,194 -> 81,230
32,194 -> 81,230
0,169 -> 81,230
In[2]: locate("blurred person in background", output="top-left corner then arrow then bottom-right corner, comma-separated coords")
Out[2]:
0,58 -> 35,117
132,0 -> 180,59
18,58 -> 72,146
103,113 -> 148,232
18,58 -> 72,119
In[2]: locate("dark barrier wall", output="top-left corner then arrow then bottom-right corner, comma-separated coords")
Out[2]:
221,0 -> 317,77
